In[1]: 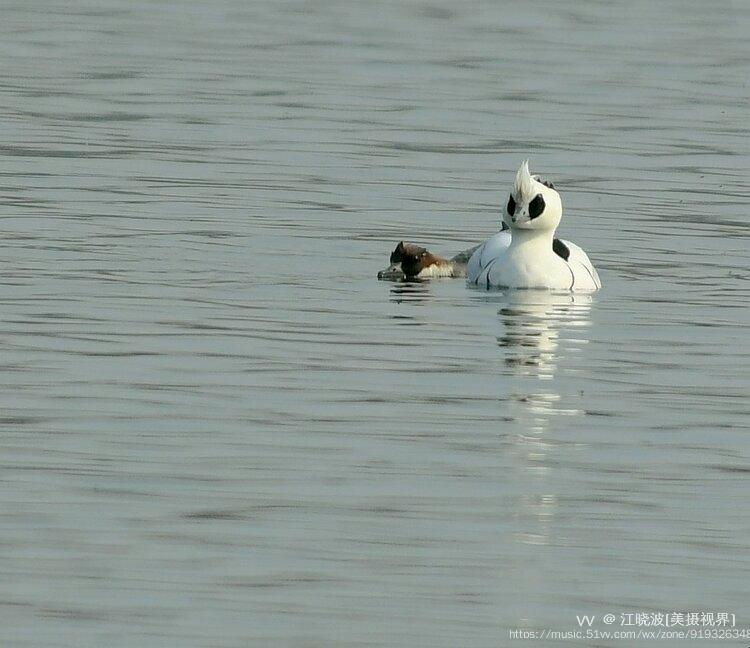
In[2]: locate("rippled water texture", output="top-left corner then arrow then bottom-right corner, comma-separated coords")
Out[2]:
1,1 -> 749,646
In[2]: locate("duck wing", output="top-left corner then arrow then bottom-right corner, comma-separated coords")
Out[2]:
466,231 -> 512,285
556,239 -> 602,290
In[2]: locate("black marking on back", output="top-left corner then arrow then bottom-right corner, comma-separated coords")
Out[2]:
528,194 -> 545,220
534,175 -> 555,190
552,238 -> 570,261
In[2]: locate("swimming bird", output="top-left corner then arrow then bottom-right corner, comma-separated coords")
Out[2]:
467,161 -> 601,291
377,241 -> 479,280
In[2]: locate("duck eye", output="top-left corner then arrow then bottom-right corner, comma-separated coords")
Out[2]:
528,193 -> 545,219
507,194 -> 516,216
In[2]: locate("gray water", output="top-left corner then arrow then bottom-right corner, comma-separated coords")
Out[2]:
1,1 -> 749,646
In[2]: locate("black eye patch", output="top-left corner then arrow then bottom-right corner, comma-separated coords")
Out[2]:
528,193 -> 545,219
507,194 -> 516,216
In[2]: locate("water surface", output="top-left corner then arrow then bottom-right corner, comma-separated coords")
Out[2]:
1,1 -> 749,646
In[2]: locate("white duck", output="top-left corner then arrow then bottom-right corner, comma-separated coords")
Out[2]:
467,161 -> 601,291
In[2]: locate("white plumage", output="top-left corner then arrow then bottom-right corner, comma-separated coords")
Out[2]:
467,161 -> 601,292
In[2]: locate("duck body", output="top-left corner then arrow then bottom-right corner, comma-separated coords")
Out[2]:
467,230 -> 601,291
467,161 -> 601,292
377,242 -> 470,280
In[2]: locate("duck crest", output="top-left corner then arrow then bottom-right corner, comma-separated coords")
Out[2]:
513,159 -> 535,202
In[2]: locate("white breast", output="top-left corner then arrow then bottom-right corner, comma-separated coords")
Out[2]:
467,231 -> 601,291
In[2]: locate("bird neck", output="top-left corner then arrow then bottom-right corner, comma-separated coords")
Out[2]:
508,227 -> 555,254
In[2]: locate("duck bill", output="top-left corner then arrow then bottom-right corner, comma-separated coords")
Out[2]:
377,262 -> 406,281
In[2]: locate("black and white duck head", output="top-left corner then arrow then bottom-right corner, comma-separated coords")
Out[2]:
503,160 -> 563,233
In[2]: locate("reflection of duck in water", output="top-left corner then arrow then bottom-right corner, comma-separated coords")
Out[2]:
378,161 -> 601,291
496,290 -> 593,378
